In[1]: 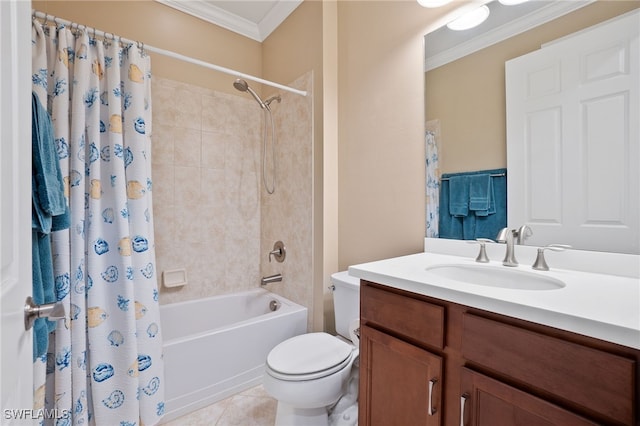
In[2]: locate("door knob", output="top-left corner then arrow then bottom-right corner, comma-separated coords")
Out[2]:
24,296 -> 65,331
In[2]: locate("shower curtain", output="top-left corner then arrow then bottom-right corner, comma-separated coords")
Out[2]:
32,21 -> 164,425
426,130 -> 439,238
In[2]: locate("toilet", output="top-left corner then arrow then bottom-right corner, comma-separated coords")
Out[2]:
263,271 -> 360,426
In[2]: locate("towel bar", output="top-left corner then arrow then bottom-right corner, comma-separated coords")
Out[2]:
440,172 -> 505,181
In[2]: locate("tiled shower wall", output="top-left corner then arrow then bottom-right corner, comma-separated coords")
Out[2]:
151,72 -> 314,329
152,76 -> 262,304
260,72 -> 314,330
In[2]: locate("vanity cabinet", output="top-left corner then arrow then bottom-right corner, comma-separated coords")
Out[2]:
359,280 -> 639,426
459,368 -> 598,426
360,325 -> 442,426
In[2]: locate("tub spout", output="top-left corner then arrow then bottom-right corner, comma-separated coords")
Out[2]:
261,273 -> 282,286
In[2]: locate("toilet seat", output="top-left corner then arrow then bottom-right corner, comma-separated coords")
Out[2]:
266,332 -> 354,381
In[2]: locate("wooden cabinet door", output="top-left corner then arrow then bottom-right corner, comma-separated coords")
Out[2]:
359,324 -> 442,426
460,368 -> 599,426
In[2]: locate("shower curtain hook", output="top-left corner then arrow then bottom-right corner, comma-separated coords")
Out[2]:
43,14 -> 49,26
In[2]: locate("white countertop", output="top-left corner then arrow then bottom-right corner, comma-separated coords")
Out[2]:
349,242 -> 640,350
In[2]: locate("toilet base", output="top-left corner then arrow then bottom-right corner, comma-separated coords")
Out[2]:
275,402 -> 329,426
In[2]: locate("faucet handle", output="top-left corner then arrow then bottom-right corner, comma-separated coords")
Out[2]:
516,225 -> 533,245
532,244 -> 572,271
268,241 -> 286,263
468,238 -> 494,263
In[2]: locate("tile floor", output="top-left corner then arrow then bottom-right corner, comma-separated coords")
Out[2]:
162,385 -> 277,426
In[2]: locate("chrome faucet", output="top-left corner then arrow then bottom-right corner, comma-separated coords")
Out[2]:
261,273 -> 282,286
496,225 -> 534,267
496,228 -> 519,267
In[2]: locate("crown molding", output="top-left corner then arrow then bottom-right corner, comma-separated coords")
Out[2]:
258,0 -> 302,41
155,0 -> 301,42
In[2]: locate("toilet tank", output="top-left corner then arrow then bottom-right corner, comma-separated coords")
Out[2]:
331,271 -> 360,340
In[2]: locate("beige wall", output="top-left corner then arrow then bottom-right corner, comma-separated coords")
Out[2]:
321,1 -> 339,333
336,1 -> 454,269
426,1 -> 639,174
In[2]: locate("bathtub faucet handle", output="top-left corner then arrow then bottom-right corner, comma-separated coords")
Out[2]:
269,241 -> 286,263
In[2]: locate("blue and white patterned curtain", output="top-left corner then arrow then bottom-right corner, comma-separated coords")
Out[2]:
32,20 -> 164,425
426,130 -> 440,238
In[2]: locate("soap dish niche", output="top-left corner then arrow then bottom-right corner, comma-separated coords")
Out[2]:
163,269 -> 187,288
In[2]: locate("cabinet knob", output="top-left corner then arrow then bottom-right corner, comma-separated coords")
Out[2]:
428,378 -> 438,415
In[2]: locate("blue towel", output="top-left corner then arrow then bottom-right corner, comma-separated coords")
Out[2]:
439,169 -> 507,241
31,93 -> 69,361
32,231 -> 56,361
32,93 -> 66,234
473,171 -> 506,239
448,176 -> 469,217
469,174 -> 495,216
438,178 -> 463,239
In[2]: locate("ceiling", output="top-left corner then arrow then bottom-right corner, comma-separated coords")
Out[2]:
424,0 -> 593,71
155,0 -> 302,42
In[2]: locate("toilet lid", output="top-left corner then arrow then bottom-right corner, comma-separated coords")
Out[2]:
267,332 -> 353,376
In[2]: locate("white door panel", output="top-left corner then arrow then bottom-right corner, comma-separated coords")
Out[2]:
506,10 -> 639,254
1,0 -> 34,422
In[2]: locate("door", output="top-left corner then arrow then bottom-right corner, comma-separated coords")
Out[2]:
506,10 -> 639,254
359,324 -> 442,426
459,368 -> 598,426
1,0 -> 34,421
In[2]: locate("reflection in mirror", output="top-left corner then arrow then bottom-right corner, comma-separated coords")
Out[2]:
424,0 -> 639,253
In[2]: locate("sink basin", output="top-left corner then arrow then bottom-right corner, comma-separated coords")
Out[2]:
425,264 -> 565,291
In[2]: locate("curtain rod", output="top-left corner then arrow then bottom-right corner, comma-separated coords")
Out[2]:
32,10 -> 308,97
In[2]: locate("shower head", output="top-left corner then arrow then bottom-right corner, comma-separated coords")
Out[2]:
232,78 -> 249,92
233,78 -> 266,109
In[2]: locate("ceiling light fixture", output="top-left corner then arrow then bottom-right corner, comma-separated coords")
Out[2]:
498,0 -> 530,5
417,0 -> 453,8
446,5 -> 490,31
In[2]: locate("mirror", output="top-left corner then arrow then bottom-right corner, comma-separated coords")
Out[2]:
425,0 -> 639,253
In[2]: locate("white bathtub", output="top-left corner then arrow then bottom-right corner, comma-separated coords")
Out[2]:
159,289 -> 308,423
